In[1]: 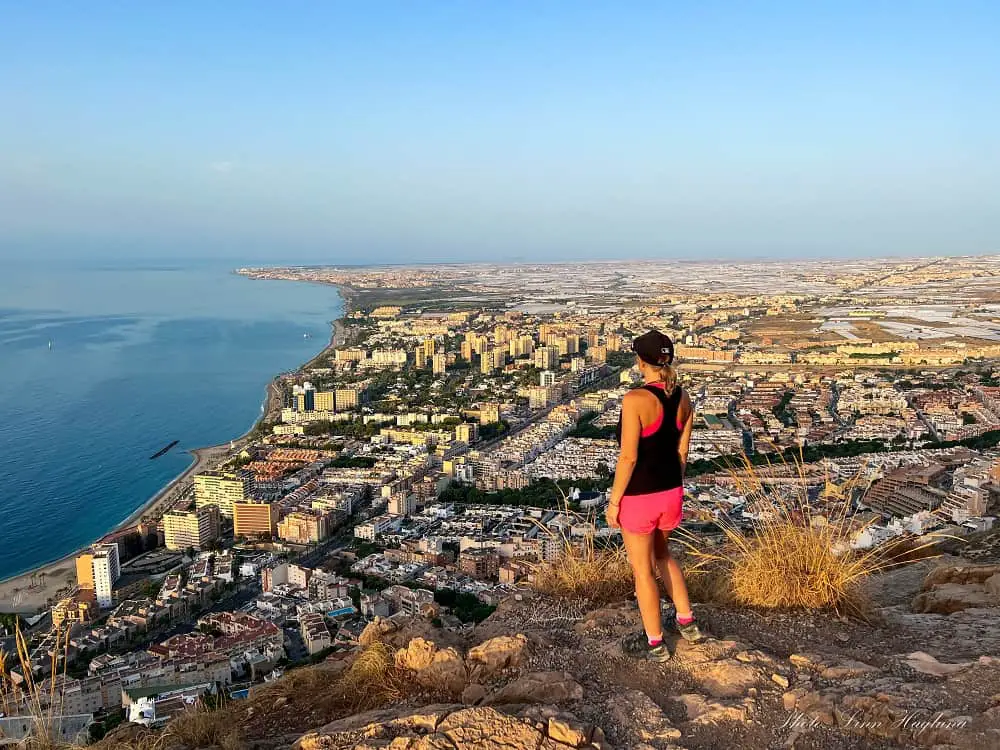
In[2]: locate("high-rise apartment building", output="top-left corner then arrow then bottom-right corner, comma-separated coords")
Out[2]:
335,388 -> 359,410
194,471 -> 253,518
233,501 -> 280,539
314,390 -> 335,411
556,336 -> 579,356
540,370 -> 557,387
510,335 -> 535,358
415,348 -> 429,368
422,338 -> 436,358
494,325 -> 513,345
480,347 -> 496,374
163,506 -> 221,551
432,353 -> 448,375
91,545 -> 120,609
293,382 -> 316,411
534,346 -> 558,370
528,386 -> 551,409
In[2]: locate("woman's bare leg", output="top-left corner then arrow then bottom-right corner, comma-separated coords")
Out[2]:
653,530 -> 692,618
621,529 -> 662,640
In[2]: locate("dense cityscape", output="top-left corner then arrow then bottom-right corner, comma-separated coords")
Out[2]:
4,255 -> 1000,739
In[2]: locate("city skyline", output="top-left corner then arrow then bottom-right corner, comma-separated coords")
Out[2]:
3,1 -> 999,262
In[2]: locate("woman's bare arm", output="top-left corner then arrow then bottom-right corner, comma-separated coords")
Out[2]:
678,390 -> 694,470
607,393 -> 642,526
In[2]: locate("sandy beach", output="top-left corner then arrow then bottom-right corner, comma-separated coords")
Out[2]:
0,441 -> 233,615
0,309 -> 352,616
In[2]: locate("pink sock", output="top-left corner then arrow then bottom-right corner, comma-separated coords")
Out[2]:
676,613 -> 694,626
647,633 -> 663,647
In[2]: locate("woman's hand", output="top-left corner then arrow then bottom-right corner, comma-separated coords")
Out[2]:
605,499 -> 621,528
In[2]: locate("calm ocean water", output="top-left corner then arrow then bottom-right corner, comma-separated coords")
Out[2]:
0,262 -> 343,580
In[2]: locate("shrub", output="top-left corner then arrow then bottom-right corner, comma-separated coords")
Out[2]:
676,452 -> 945,618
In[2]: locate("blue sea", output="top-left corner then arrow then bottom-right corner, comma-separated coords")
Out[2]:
0,262 -> 343,580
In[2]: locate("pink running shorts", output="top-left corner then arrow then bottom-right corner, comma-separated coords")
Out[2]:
618,487 -> 684,534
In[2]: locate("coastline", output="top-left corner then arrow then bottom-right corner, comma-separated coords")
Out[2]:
0,280 -> 353,615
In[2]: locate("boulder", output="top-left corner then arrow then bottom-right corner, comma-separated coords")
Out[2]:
439,707 -> 547,749
672,693 -> 748,724
690,658 -> 760,698
923,564 -> 1000,588
395,638 -> 468,695
467,634 -> 528,679
486,671 -> 584,705
547,715 -> 592,747
912,582 -> 997,614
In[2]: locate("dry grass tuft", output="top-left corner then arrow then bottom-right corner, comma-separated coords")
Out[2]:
676,449 -> 948,618
1,622 -> 89,750
532,533 -> 634,604
162,703 -> 245,750
528,490 -> 635,604
255,640 -> 403,718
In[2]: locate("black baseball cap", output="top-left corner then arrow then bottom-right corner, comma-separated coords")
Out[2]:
632,330 -> 674,366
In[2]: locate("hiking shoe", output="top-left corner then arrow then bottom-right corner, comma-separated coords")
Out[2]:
676,620 -> 704,643
622,631 -> 672,662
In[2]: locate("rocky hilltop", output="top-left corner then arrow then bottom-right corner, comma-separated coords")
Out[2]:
102,538 -> 1000,750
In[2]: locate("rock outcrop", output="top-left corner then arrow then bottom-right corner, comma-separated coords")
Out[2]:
108,550 -> 1000,750
295,705 -> 608,750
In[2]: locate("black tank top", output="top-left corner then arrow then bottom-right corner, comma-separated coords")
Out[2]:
616,384 -> 685,495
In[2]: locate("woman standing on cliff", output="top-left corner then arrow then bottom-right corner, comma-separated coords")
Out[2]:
606,330 -> 702,661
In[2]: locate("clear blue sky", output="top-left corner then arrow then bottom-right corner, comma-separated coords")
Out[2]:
2,1 -> 998,263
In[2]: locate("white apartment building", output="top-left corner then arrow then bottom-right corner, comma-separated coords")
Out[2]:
354,514 -> 401,541
91,545 -> 120,609
163,506 -> 221,551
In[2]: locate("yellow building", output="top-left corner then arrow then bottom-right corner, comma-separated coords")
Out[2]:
194,471 -> 253,518
334,348 -> 366,362
52,590 -> 96,628
75,553 -> 94,590
314,391 -> 335,411
163,506 -> 221,551
277,511 -> 330,544
233,501 -> 279,539
371,306 -> 402,319
335,388 -> 359,410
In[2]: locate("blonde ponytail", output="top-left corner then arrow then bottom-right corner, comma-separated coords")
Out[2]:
658,362 -> 678,395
